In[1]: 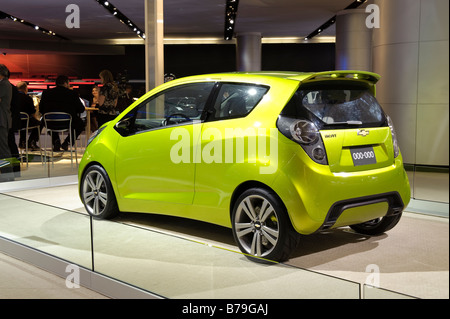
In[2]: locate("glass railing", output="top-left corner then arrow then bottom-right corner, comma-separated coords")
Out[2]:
1,133 -> 449,207
362,285 -> 416,299
0,193 -> 424,299
0,132 -> 84,184
0,193 -> 92,270
405,164 -> 449,205
92,217 -> 361,299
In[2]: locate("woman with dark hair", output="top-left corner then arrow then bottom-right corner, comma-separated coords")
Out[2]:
97,69 -> 119,127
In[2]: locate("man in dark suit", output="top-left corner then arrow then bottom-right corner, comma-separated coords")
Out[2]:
39,75 -> 85,151
0,64 -> 13,181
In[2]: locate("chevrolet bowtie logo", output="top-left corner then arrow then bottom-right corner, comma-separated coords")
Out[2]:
358,130 -> 370,137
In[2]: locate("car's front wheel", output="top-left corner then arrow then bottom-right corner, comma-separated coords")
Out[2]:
231,188 -> 300,263
81,165 -> 119,219
349,213 -> 402,236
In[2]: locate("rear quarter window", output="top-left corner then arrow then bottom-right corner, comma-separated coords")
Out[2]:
207,83 -> 269,121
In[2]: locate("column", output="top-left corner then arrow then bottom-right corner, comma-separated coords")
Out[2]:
145,0 -> 164,92
372,0 -> 449,166
335,9 -> 372,71
236,33 -> 262,72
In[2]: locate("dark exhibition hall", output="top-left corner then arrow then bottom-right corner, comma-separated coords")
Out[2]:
0,0 -> 448,303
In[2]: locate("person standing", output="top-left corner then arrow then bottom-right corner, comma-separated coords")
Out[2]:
16,81 -> 40,150
39,75 -> 85,151
89,85 -> 100,131
0,64 -> 13,181
5,68 -> 21,169
97,70 -> 119,127
117,84 -> 134,113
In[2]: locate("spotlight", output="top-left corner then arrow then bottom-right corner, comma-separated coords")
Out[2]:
0,10 -> 69,40
224,0 -> 239,40
96,0 -> 145,39
304,0 -> 368,40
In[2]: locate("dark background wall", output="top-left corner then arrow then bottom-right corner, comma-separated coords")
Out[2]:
1,43 -> 335,81
129,43 -> 336,79
262,43 -> 335,72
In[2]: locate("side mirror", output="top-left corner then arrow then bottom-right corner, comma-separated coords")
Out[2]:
115,117 -> 132,136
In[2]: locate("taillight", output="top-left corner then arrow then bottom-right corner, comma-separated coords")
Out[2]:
277,116 -> 328,165
290,120 -> 320,144
386,115 -> 400,158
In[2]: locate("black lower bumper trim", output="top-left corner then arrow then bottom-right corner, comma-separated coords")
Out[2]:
319,192 -> 405,231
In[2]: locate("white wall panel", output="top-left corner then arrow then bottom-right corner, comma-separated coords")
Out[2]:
418,40 -> 449,105
416,104 -> 449,165
373,0 -> 421,46
419,0 -> 450,42
373,42 -> 419,105
373,0 -> 449,166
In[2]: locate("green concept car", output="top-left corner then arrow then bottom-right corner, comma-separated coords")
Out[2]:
79,71 -> 411,262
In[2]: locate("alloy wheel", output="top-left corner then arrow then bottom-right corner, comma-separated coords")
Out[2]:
234,195 -> 280,258
82,170 -> 108,216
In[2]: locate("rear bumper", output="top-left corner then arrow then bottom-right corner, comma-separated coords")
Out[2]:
272,150 -> 411,235
319,191 -> 404,231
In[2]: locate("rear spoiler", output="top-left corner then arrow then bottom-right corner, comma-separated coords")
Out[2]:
290,71 -> 381,84
289,71 -> 381,96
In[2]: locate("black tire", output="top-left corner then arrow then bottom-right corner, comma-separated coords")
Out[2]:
349,213 -> 402,236
231,188 -> 300,263
80,164 -> 119,219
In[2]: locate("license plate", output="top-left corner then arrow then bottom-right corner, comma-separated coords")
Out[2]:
350,146 -> 377,166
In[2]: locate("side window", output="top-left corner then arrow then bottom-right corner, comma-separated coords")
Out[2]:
115,82 -> 214,136
208,83 -> 269,121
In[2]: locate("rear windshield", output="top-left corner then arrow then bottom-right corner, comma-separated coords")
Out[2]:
281,82 -> 387,128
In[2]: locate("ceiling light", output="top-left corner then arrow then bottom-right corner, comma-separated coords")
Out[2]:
0,10 -> 69,40
224,0 -> 239,40
304,0 -> 367,40
95,0 -> 145,39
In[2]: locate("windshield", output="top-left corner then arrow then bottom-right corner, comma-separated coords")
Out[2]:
281,84 -> 387,128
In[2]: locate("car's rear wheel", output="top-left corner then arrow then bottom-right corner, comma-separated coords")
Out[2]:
232,188 -> 300,263
349,213 -> 402,236
81,165 -> 119,219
